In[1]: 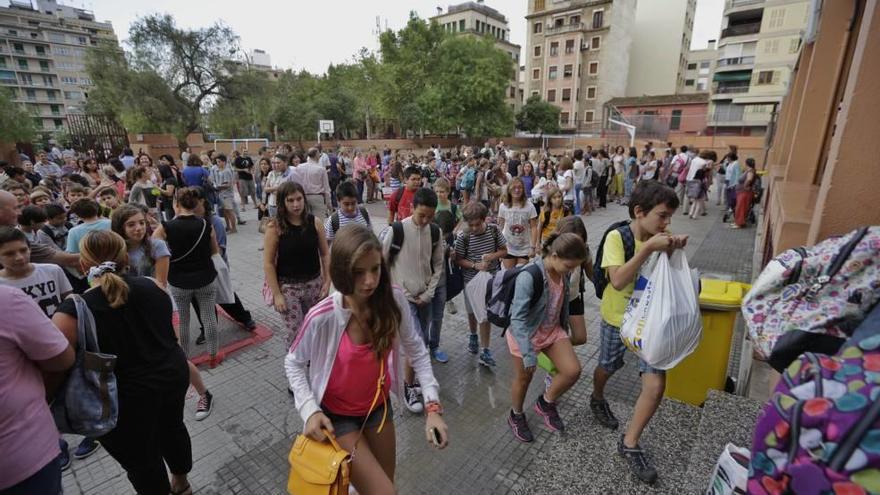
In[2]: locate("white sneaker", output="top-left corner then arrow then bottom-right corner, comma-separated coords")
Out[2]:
403,383 -> 424,413
446,301 -> 458,315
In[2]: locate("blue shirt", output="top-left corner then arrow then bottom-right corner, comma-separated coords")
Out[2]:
182,166 -> 210,188
66,219 -> 111,253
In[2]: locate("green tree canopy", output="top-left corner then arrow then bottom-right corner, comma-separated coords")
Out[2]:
516,95 -> 561,136
0,88 -> 36,143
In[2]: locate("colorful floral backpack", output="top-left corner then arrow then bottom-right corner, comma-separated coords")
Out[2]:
748,305 -> 880,495
742,226 -> 880,372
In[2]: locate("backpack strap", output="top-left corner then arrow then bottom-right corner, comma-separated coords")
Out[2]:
617,223 -> 636,264
360,206 -> 371,226
525,263 -> 544,307
430,223 -> 440,249
394,187 -> 405,204
387,222 -> 404,266
330,211 -> 340,233
450,203 -> 458,220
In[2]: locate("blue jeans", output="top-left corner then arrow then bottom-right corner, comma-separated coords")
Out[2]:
574,183 -> 583,214
427,284 -> 447,350
356,180 -> 365,204
0,455 -> 62,495
408,300 -> 433,347
624,177 -> 634,201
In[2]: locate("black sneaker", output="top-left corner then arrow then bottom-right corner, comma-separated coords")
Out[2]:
195,330 -> 205,345
195,391 -> 214,421
58,440 -> 71,472
618,435 -> 658,484
589,396 -> 619,430
403,383 -> 424,413
507,410 -> 534,443
534,395 -> 565,432
244,320 -> 257,331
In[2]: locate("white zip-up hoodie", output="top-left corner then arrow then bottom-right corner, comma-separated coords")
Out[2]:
284,288 -> 440,423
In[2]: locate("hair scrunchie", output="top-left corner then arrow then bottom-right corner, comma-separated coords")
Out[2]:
87,261 -> 117,286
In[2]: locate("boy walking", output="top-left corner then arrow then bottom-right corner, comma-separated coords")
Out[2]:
325,181 -> 371,244
387,166 -> 422,223
454,201 -> 507,367
590,181 -> 687,484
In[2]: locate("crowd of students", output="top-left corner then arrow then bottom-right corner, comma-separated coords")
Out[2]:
0,139 -> 752,493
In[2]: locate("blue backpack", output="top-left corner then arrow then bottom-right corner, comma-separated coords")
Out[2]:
460,167 -> 478,192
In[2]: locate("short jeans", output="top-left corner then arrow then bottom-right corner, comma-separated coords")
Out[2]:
598,320 -> 665,375
323,401 -> 394,437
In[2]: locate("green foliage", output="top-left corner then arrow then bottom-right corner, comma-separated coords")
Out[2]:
0,88 -> 36,142
516,95 -> 561,136
207,69 -> 275,139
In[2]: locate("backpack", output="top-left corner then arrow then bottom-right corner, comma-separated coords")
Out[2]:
591,221 -> 636,299
485,263 -> 545,330
460,167 -> 477,192
677,155 -> 691,183
444,233 -> 465,302
747,303 -> 880,495
40,223 -> 67,248
588,166 -> 599,188
742,226 -> 880,372
386,221 -> 441,267
330,207 -> 371,234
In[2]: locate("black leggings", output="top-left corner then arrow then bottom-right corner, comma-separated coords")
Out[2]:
192,292 -> 252,328
98,366 -> 192,495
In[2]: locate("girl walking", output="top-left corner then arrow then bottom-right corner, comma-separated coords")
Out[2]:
497,177 -> 539,268
263,181 -> 331,348
540,186 -> 571,244
285,224 -> 448,493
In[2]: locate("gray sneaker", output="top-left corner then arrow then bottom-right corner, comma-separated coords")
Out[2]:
589,396 -> 619,430
618,435 -> 658,484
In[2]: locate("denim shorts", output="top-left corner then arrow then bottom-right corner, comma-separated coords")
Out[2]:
323,401 -> 393,437
598,320 -> 665,375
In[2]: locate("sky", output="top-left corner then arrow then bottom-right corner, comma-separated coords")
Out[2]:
69,0 -> 722,74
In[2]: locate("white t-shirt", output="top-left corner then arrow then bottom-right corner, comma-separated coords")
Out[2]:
557,170 -> 575,202
612,154 -> 625,174
643,160 -> 658,180
0,263 -> 73,317
687,157 -> 708,182
573,160 -> 586,185
531,177 -> 549,202
498,202 -> 538,257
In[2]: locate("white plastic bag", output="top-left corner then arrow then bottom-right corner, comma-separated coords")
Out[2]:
465,271 -> 493,324
620,250 -> 702,369
212,254 -> 235,305
705,443 -> 750,494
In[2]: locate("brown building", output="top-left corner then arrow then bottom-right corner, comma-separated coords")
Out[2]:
760,0 -> 880,263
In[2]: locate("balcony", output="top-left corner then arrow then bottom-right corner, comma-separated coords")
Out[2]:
727,0 -> 763,8
717,56 -> 755,67
715,83 -> 750,94
722,22 -> 761,38
546,22 -> 584,36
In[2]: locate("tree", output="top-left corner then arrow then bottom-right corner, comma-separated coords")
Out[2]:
516,95 -> 561,137
206,68 -> 275,139
0,88 -> 36,143
271,71 -> 321,144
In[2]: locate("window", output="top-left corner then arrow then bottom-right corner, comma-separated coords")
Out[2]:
670,110 -> 682,130
13,43 -> 24,53
554,18 -> 564,27
0,58 -> 5,68
588,62 -> 598,75
547,89 -> 556,102
76,36 -> 87,45
789,38 -> 800,54
550,42 -> 558,56
61,76 -> 77,84
534,45 -> 541,57
534,0 -> 545,11
80,77 -> 91,85
549,66 -> 558,80
767,8 -> 785,28
0,69 -> 15,83
532,68 -> 540,80
25,89 -> 36,100
54,118 -> 63,129
533,22 -> 542,34
50,104 -> 60,115
17,59 -> 27,69
700,61 -> 710,69
48,32 -> 66,43
459,20 -> 465,31
696,78 -> 708,91
687,63 -> 697,70
585,111 -> 594,122
35,46 -> 45,55
586,86 -> 597,99
763,39 -> 780,54
591,36 -> 601,49
509,86 -> 516,98
756,70 -> 776,85
64,91 -> 82,100
8,29 -> 17,36
47,90 -> 58,100
592,10 -> 604,29
531,90 -> 539,97
565,39 -> 574,54
39,60 -> 49,72
685,79 -> 695,86
560,112 -> 569,124
562,88 -> 571,101
570,15 -> 580,25
563,64 -> 573,78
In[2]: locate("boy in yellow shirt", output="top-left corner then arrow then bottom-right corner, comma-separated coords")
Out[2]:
590,181 -> 688,485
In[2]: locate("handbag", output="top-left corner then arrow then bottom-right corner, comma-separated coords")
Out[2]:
287,357 -> 387,495
51,294 -> 119,437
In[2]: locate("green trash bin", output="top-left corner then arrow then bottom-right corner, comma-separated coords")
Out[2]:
665,279 -> 749,406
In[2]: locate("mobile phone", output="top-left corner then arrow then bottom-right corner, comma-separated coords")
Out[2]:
431,427 -> 442,446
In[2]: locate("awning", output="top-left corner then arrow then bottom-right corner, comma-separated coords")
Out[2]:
713,71 -> 752,82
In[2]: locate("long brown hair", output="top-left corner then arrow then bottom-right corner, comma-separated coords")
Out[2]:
111,204 -> 153,265
80,230 -> 130,308
541,232 -> 588,263
273,181 -> 312,235
552,215 -> 593,281
330,224 -> 400,359
502,176 -> 527,208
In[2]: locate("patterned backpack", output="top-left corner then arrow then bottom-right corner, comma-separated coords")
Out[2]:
748,304 -> 880,495
742,226 -> 880,372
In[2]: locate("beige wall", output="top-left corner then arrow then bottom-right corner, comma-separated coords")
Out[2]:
626,0 -> 694,97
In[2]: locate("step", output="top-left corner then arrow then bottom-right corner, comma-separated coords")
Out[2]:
680,390 -> 765,494
522,398 -> 702,494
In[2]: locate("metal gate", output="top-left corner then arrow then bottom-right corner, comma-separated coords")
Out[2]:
66,114 -> 129,156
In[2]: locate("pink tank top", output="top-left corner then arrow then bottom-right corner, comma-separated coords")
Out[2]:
322,330 -> 390,416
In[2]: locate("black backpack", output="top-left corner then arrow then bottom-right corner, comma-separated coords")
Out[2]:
387,221 -> 441,267
485,263 -> 545,331
592,221 -> 636,299
330,207 -> 371,234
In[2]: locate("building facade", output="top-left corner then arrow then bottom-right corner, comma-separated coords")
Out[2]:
605,93 -> 709,141
432,1 -> 522,113
626,0 -> 696,97
0,0 -> 118,136
524,0 -> 637,133
708,0 -> 809,136
680,40 -> 717,94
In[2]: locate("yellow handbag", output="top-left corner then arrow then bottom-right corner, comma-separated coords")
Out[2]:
287,359 -> 388,495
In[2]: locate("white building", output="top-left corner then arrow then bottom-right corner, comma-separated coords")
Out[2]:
680,40 -> 717,94
626,0 -> 697,97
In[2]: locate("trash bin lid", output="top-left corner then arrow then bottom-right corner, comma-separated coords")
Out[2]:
699,279 -> 748,310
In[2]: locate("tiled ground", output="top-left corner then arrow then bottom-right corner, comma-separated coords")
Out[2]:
61,190 -> 757,494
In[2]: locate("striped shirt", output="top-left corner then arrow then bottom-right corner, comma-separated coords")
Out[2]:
324,209 -> 371,242
453,224 -> 506,283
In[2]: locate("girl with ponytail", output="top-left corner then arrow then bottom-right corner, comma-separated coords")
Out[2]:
52,230 -> 194,495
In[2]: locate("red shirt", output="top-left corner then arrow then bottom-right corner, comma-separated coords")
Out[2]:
321,330 -> 390,416
388,187 -> 416,221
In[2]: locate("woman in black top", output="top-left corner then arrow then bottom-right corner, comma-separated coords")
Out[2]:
157,160 -> 179,222
153,187 -> 222,366
53,230 -> 193,495
263,181 -> 330,348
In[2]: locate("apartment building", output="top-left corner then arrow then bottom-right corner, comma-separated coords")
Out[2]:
679,40 -> 717,94
432,1 -> 522,113
0,0 -> 117,135
626,0 -> 697,97
708,0 -> 809,136
524,0 -> 637,133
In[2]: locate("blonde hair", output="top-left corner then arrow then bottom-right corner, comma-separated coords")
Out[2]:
80,230 -> 130,308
